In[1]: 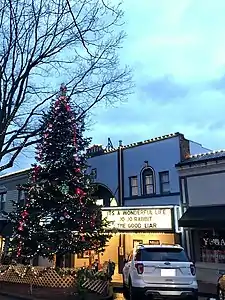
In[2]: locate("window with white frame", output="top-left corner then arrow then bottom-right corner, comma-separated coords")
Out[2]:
18,190 -> 26,206
0,193 -> 6,211
142,168 -> 155,195
159,171 -> 170,194
129,176 -> 138,196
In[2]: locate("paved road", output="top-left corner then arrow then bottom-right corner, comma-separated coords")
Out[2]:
114,293 -> 209,300
0,293 -> 210,300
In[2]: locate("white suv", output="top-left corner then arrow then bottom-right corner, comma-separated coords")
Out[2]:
123,244 -> 198,300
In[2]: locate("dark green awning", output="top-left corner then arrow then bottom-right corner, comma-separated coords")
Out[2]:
178,206 -> 225,228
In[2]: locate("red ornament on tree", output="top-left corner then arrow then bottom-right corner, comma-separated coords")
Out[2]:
75,188 -> 86,197
75,188 -> 82,195
66,104 -> 71,112
18,220 -> 24,231
21,210 -> 28,219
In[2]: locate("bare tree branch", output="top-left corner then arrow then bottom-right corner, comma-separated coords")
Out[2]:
0,0 -> 133,172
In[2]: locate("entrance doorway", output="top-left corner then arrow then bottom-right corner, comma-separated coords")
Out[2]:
102,232 -> 177,274
92,184 -> 118,207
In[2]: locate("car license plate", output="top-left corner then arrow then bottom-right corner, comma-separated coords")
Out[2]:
161,269 -> 176,276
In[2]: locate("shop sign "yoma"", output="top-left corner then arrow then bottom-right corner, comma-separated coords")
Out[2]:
101,207 -> 172,231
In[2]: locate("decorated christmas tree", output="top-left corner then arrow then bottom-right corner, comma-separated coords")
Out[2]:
9,84 -> 110,264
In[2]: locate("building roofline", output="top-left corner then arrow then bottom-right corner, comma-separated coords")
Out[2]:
89,132 -> 183,157
0,168 -> 31,180
106,132 -> 183,152
189,139 -> 212,151
176,149 -> 225,167
0,132 -> 185,176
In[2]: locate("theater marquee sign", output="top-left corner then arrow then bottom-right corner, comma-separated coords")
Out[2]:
101,207 -> 172,230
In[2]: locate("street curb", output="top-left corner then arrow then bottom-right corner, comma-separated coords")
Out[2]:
0,290 -> 34,300
0,287 -> 216,300
0,290 -> 114,300
197,280 -> 217,298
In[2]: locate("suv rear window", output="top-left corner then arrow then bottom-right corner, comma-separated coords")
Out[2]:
136,248 -> 189,262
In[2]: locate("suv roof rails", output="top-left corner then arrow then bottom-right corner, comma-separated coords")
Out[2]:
135,243 -> 183,249
160,243 -> 182,247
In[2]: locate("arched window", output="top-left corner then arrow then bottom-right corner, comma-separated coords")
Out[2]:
141,168 -> 155,195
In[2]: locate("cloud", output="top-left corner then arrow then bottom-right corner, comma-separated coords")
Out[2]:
89,0 -> 225,151
140,75 -> 189,103
91,70 -> 225,150
210,75 -> 225,92
10,0 -> 225,172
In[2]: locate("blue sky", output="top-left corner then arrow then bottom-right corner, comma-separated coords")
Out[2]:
7,0 -> 225,171
91,0 -> 225,150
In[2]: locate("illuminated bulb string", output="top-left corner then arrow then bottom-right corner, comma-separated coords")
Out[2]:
10,84 -> 111,261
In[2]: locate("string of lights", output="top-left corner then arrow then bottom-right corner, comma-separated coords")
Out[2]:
8,84 -> 111,262
0,265 -> 108,279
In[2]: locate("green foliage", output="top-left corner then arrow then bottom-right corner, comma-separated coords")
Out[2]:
75,267 -> 110,295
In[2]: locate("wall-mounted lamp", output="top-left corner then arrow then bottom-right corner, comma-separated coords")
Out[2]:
144,160 -> 149,167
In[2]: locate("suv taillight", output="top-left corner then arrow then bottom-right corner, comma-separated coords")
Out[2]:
190,264 -> 196,276
135,263 -> 144,274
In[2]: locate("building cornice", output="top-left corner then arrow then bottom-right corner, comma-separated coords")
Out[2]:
88,132 -> 182,157
0,168 -> 31,180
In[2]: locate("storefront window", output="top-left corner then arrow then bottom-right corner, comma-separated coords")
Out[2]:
199,230 -> 225,263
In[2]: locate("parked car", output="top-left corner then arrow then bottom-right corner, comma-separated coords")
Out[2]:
122,244 -> 198,300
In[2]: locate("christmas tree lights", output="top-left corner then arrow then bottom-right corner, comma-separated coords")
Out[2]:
9,84 -> 110,262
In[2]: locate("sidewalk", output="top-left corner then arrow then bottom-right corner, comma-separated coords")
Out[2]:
0,282 -> 74,300
198,281 -> 217,297
0,282 -> 113,300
